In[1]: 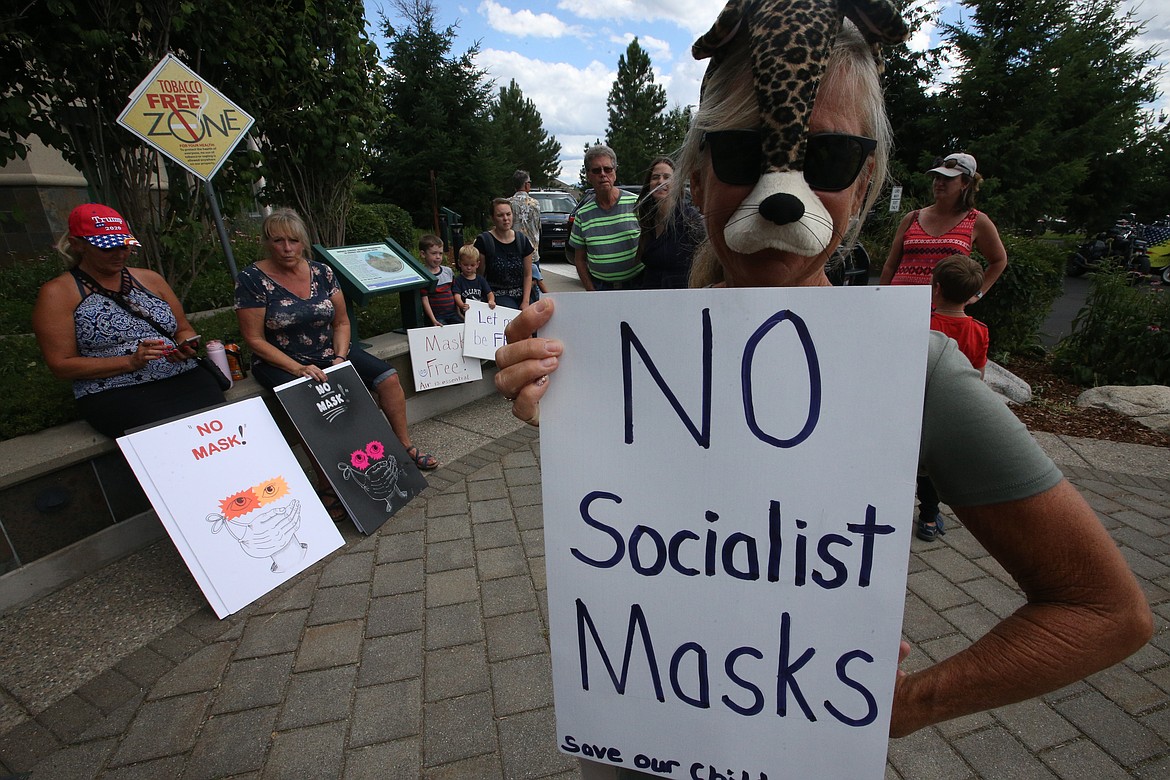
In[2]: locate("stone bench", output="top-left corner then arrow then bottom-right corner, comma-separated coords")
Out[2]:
0,331 -> 499,612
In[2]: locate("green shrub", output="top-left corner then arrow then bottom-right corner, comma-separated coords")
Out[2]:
0,256 -> 64,336
346,203 -> 388,244
352,294 -> 403,336
0,334 -> 78,439
1053,269 -> 1170,385
379,204 -> 415,250
346,203 -> 416,250
965,234 -> 1065,358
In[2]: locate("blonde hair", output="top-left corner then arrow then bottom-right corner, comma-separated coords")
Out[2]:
959,173 -> 983,212
261,208 -> 312,260
679,22 -> 892,287
458,244 -> 481,267
55,233 -> 82,267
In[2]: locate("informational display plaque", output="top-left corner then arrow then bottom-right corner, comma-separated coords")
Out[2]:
538,286 -> 931,778
315,241 -> 428,299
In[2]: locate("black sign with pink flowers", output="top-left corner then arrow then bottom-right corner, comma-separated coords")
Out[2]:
273,362 -> 428,533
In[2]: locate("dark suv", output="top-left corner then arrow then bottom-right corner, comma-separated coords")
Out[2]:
528,191 -> 578,261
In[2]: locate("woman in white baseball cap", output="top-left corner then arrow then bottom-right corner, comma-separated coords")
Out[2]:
879,151 -> 1007,298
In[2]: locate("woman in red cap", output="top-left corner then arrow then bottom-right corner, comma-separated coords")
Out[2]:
32,203 -> 225,437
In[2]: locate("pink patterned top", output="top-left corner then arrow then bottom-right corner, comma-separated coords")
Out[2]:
891,209 -> 980,286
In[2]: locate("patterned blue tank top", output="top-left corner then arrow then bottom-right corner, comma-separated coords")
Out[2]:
72,270 -> 196,398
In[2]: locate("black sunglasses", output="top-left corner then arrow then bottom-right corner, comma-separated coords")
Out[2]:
931,157 -> 973,175
700,130 -> 877,192
589,165 -> 616,175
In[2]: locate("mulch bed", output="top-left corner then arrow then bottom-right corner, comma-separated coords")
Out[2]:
1004,355 -> 1170,448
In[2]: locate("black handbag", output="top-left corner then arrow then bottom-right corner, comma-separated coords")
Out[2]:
70,267 -> 230,391
196,356 -> 232,391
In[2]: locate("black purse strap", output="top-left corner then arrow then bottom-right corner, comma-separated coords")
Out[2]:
71,267 -> 175,340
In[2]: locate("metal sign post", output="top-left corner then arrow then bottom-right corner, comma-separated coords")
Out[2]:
118,53 -> 256,279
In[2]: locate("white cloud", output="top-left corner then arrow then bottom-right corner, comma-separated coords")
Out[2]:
559,0 -> 725,36
478,1 -> 580,38
475,48 -> 615,177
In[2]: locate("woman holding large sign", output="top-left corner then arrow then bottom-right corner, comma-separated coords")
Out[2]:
235,209 -> 439,471
494,0 -> 1151,752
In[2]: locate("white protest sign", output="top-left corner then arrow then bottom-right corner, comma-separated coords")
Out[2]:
539,286 -> 931,778
118,398 -> 344,618
462,300 -> 520,360
407,325 -> 483,391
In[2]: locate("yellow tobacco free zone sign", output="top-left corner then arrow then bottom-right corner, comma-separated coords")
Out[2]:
118,54 -> 255,181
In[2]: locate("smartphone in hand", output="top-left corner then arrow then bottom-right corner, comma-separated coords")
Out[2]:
163,335 -> 201,357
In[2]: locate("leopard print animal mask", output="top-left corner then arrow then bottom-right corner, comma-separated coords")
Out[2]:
692,0 -> 908,258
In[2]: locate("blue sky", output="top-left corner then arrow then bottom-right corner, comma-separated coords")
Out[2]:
362,1 -> 1170,182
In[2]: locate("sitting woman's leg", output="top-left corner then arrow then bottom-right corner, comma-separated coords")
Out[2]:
348,348 -> 438,469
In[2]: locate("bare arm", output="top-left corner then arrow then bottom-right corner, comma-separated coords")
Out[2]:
891,479 -> 1152,736
421,291 -> 439,326
973,212 -> 1008,297
236,306 -> 327,383
32,274 -> 170,380
879,212 -> 916,285
329,289 -> 351,360
521,251 -> 533,311
573,246 -> 595,291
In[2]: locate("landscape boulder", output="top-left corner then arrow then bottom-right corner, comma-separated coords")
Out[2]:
984,361 -> 1032,405
1077,385 -> 1170,434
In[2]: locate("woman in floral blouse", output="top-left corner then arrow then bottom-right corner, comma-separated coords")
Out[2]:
235,208 -> 438,472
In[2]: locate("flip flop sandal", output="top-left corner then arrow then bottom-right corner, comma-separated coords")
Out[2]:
406,445 -> 439,471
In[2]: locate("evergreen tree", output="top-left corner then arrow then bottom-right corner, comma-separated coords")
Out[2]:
661,105 -> 694,158
605,38 -> 667,183
941,0 -> 1159,231
489,79 -> 562,191
880,0 -> 945,194
578,138 -> 604,189
368,0 -> 496,229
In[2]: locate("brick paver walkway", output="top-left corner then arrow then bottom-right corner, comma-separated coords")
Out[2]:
1,427 -> 1169,779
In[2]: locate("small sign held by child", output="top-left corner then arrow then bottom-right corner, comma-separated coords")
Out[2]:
462,300 -> 521,361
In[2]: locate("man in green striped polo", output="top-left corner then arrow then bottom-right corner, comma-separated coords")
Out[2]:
569,145 -> 644,290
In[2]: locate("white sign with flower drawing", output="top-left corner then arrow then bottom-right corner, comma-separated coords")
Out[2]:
118,398 -> 344,618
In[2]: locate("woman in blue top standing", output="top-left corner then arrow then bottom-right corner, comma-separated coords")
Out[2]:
234,208 -> 438,471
